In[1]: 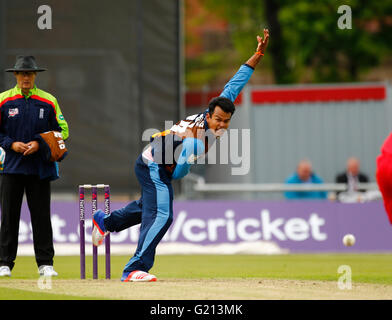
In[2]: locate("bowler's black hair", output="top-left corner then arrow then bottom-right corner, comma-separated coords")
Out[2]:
208,97 -> 235,116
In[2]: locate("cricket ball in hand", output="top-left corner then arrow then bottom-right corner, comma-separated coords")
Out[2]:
343,234 -> 355,247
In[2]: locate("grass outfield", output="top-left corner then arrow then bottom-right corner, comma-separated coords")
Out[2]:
0,254 -> 391,300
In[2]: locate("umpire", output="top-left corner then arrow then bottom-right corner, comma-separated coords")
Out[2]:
0,56 -> 69,277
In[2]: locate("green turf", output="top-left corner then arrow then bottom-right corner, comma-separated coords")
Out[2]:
3,253 -> 392,284
153,254 -> 392,284
1,253 -> 391,300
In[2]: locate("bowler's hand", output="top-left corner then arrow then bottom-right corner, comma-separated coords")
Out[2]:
23,141 -> 39,156
256,28 -> 269,54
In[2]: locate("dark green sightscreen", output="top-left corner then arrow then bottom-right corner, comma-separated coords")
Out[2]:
0,0 -> 181,193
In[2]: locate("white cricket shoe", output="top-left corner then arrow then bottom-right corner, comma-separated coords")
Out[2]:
121,270 -> 157,282
38,265 -> 58,277
0,266 -> 11,277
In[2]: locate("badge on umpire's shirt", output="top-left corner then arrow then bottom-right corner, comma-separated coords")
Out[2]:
39,108 -> 44,119
8,108 -> 19,117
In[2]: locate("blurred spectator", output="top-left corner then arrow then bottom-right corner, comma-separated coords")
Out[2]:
335,157 -> 369,193
284,160 -> 327,199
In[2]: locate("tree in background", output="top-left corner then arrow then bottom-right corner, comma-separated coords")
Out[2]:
186,0 -> 392,86
185,0 -> 232,89
280,0 -> 392,82
264,0 -> 294,83
204,0 -> 294,84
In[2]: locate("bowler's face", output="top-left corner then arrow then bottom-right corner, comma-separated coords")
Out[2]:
14,71 -> 36,91
206,106 -> 232,137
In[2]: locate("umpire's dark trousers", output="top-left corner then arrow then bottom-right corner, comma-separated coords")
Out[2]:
0,174 -> 54,270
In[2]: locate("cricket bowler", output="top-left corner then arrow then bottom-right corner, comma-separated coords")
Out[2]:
92,29 -> 269,282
